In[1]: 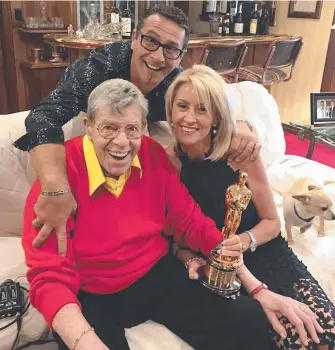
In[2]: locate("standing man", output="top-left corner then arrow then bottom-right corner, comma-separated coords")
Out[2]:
14,4 -> 261,254
330,100 -> 335,119
317,101 -> 326,119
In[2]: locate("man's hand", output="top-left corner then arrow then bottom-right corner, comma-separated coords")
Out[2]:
33,191 -> 77,255
227,121 -> 261,163
187,257 -> 206,280
254,290 -> 324,347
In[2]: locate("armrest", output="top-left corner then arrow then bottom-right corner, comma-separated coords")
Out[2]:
282,123 -> 315,159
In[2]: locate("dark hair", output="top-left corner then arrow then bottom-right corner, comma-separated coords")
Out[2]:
136,4 -> 190,48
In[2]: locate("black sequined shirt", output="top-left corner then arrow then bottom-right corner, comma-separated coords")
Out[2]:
14,41 -> 182,151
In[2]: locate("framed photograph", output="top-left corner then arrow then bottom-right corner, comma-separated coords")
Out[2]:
311,93 -> 335,125
288,1 -> 323,19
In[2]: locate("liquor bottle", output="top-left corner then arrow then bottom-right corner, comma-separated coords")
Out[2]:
258,7 -> 269,35
110,7 -> 120,24
218,16 -> 224,36
229,1 -> 237,17
121,8 -> 131,40
249,3 -> 259,35
268,1 -> 276,27
234,3 -> 244,34
223,13 -> 230,35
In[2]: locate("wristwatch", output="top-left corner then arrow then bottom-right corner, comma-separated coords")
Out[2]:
246,230 -> 257,252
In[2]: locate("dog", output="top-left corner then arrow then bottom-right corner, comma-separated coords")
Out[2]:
282,178 -> 335,244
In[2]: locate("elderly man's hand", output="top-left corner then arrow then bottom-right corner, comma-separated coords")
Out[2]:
32,190 -> 77,255
227,121 -> 261,164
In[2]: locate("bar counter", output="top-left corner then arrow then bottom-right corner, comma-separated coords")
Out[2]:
43,33 -> 291,68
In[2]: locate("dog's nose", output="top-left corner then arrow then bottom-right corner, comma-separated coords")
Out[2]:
332,213 -> 335,220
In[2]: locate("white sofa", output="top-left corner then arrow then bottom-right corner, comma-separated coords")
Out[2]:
1,89 -> 335,349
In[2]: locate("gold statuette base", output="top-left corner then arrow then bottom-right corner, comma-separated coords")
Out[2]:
199,251 -> 241,297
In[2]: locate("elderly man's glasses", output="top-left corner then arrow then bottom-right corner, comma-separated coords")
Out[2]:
96,122 -> 144,140
139,30 -> 185,60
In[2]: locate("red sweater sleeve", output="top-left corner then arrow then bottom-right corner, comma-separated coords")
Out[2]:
161,151 -> 222,255
22,181 -> 81,327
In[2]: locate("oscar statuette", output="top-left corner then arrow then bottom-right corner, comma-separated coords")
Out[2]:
200,171 -> 252,296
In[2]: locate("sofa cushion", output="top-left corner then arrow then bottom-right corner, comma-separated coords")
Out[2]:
0,112 -> 85,237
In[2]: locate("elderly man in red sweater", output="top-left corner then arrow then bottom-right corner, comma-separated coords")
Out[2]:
22,79 -> 273,350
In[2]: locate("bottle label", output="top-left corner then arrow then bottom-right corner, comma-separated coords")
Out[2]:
111,13 -> 119,24
218,27 -> 222,34
234,23 -> 243,34
250,19 -> 257,34
122,18 -> 131,35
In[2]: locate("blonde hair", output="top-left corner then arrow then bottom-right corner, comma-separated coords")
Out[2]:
165,65 -> 235,161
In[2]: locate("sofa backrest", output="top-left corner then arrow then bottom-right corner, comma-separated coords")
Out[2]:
0,111 -> 85,237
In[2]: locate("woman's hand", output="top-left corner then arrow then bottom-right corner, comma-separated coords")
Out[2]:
254,290 -> 324,347
33,190 -> 77,255
214,235 -> 244,270
221,235 -> 243,253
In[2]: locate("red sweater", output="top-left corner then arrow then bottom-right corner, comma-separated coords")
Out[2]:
22,136 -> 222,326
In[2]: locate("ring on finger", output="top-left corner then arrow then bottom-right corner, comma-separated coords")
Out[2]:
33,218 -> 43,228
300,306 -> 308,312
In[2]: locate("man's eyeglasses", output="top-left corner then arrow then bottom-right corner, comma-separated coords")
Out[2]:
96,122 -> 145,140
139,30 -> 185,60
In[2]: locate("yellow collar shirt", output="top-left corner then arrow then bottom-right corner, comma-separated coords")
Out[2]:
83,135 -> 142,197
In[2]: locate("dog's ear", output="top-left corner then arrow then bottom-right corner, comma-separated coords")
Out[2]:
308,185 -> 320,191
292,193 -> 312,204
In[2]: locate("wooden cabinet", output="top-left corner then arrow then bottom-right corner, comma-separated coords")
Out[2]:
321,29 -> 335,92
20,60 -> 68,110
0,5 -> 8,114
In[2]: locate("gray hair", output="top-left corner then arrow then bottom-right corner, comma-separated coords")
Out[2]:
87,79 -> 148,124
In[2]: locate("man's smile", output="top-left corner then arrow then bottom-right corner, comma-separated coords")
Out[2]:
144,60 -> 165,72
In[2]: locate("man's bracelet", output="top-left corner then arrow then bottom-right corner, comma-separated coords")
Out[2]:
185,256 -> 204,270
71,326 -> 94,350
40,188 -> 70,196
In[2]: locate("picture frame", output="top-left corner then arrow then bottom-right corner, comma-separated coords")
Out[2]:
311,93 -> 335,125
288,1 -> 323,19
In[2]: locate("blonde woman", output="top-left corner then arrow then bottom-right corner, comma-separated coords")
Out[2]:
165,65 -> 335,350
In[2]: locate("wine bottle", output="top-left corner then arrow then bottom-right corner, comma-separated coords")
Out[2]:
249,3 -> 259,35
258,7 -> 269,35
229,1 -> 237,17
218,16 -> 224,36
234,3 -> 243,34
121,8 -> 131,40
268,1 -> 276,27
110,7 -> 120,24
223,13 -> 230,35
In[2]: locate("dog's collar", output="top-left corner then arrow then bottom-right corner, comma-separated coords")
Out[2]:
294,203 -> 315,223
